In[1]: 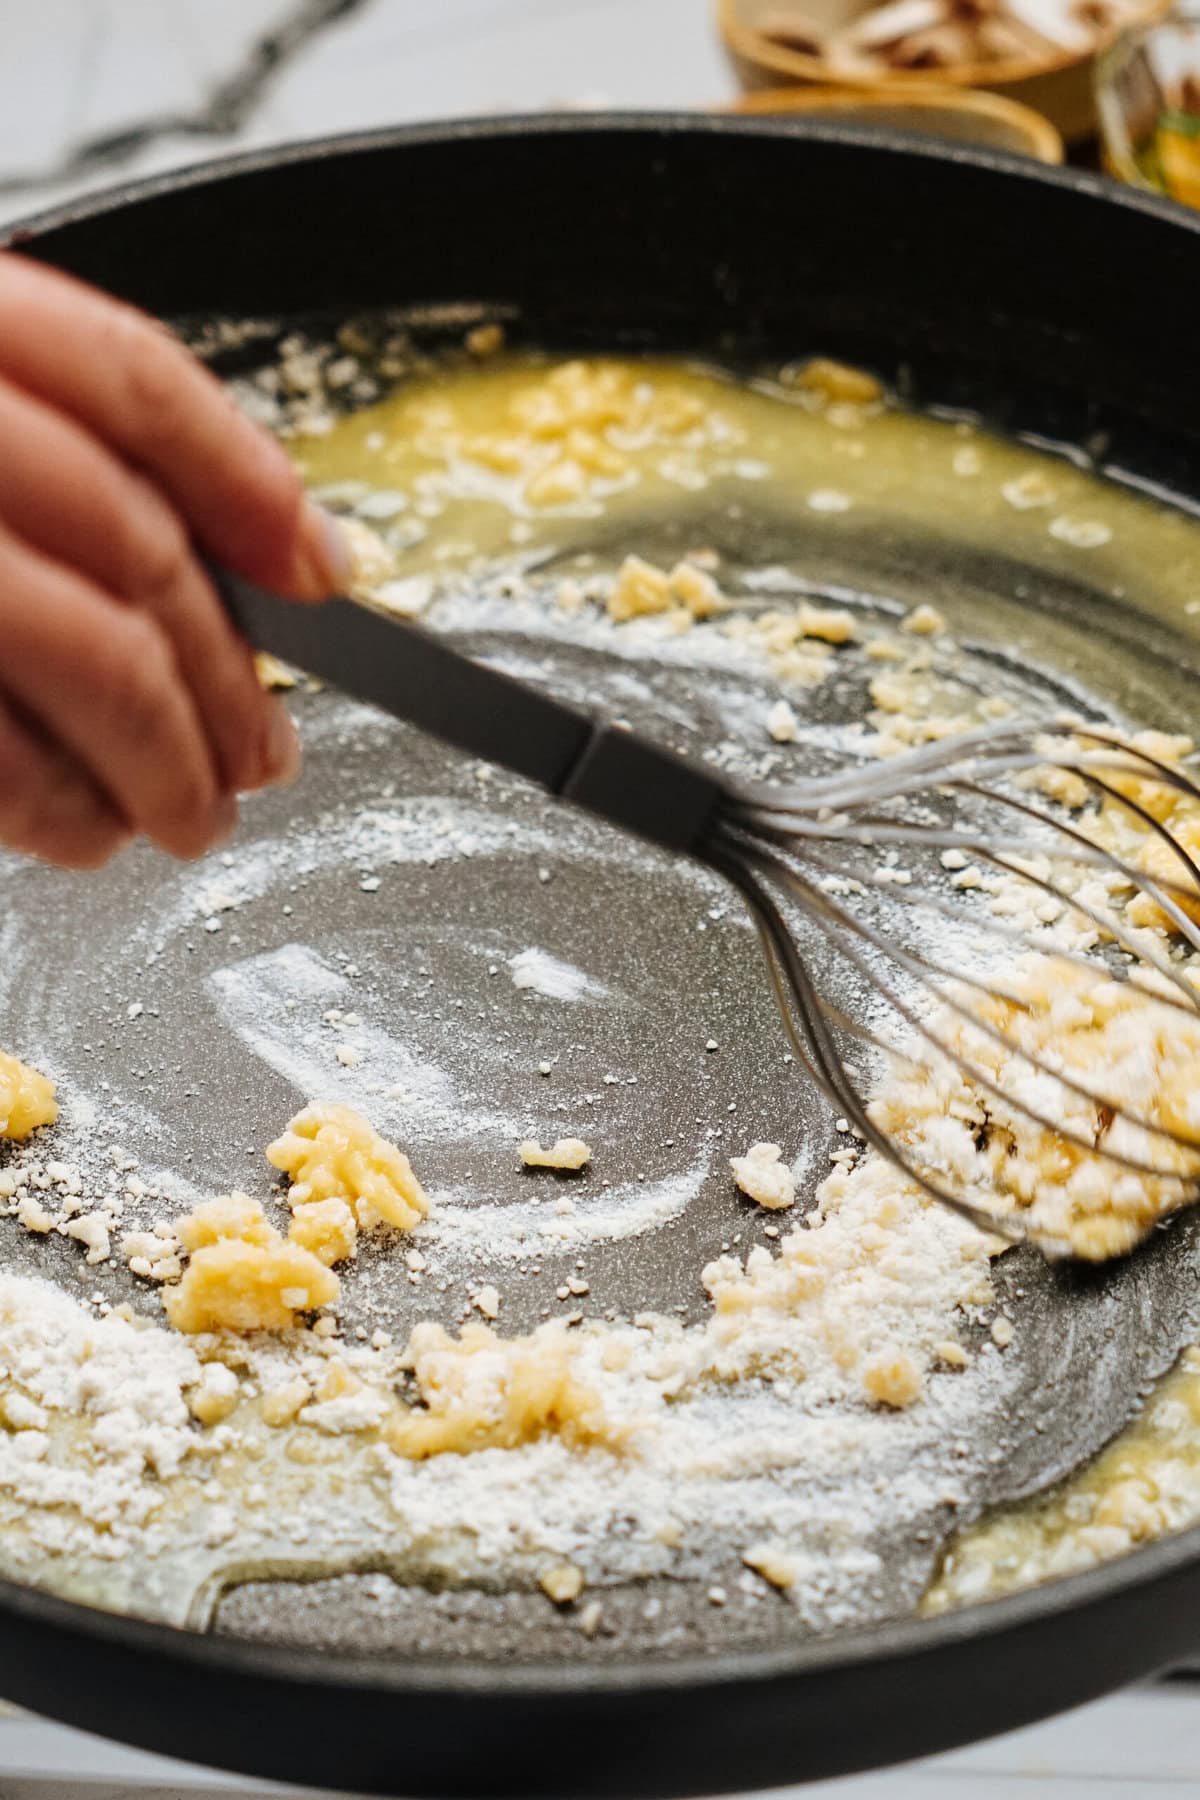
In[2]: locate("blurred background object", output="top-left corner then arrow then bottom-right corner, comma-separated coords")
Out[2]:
730,77 -> 1064,153
719,0 -> 1171,138
1098,4 -> 1200,202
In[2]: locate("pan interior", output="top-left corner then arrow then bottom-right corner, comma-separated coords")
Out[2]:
4,334 -> 1200,1665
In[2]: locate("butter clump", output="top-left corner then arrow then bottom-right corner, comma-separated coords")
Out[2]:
267,1103 -> 429,1236
606,554 -> 723,626
386,1320 -> 619,1459
520,1137 -> 592,1171
164,1193 -> 339,1334
729,1142 -> 795,1211
0,1052 -> 57,1141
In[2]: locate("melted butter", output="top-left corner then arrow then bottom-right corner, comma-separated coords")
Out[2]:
0,1306 -> 633,1630
924,1347 -> 1200,1613
0,1390 -> 398,1629
294,353 -> 1200,630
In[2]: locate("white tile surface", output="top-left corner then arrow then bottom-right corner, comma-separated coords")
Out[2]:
0,2 -> 1196,1794
0,0 -> 286,181
0,0 -> 94,170
73,0 -> 286,144
256,0 -> 730,135
0,0 -> 733,228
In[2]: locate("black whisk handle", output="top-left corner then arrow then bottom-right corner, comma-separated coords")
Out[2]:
558,721 -> 720,852
213,567 -> 720,853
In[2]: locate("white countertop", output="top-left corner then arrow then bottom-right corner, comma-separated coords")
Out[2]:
1,3 -> 1197,1794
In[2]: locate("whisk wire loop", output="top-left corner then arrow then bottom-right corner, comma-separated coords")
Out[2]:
708,720 -> 1200,1255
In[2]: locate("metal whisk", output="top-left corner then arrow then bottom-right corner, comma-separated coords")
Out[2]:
215,571 -> 1200,1258
708,721 -> 1200,1252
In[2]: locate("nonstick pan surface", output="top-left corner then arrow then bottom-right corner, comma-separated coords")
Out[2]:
3,117 -> 1200,1797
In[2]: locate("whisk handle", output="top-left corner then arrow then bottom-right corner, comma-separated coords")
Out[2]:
214,568 -> 720,853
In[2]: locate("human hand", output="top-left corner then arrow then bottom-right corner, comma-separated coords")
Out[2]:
0,252 -> 350,869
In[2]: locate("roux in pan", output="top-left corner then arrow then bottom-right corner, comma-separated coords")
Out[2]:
2,344 -> 1200,1642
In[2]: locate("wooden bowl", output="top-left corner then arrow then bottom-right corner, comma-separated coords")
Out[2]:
730,82 -> 1064,158
718,0 -> 1173,141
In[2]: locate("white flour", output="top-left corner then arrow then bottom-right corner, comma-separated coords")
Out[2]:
208,944 -> 521,1141
508,948 -> 607,1003
428,1156 -> 711,1264
0,1233 -> 1010,1632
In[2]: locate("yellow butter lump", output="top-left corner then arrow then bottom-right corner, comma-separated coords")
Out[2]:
719,603 -> 856,692
0,1052 -> 57,1141
540,1562 -> 586,1604
188,1362 -> 241,1425
160,1109 -> 426,1334
784,357 -> 884,408
606,554 -> 723,625
386,1319 -> 618,1459
267,1103 -> 429,1234
177,1190 -> 275,1251
741,1542 -> 801,1590
287,1197 -> 357,1267
900,603 -> 946,637
520,1137 -> 592,1171
729,1142 -> 795,1211
863,1350 -> 923,1409
164,1193 -> 339,1334
342,516 -> 397,592
335,357 -> 717,516
254,652 -> 298,691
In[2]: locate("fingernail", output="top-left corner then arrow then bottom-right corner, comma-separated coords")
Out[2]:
262,704 -> 301,786
297,499 -> 354,597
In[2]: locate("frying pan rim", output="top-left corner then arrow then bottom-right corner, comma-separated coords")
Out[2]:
3,108 -> 1200,252
2,111 -> 1200,1703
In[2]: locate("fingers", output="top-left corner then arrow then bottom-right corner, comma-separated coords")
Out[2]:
0,252 -> 342,871
0,375 -> 299,795
0,527 -> 234,860
0,252 -> 351,601
0,692 -> 129,871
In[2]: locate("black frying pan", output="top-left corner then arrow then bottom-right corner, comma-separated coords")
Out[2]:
2,117 -> 1200,1797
